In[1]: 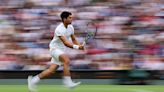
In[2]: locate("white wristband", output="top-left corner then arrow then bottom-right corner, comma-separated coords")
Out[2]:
73,45 -> 79,49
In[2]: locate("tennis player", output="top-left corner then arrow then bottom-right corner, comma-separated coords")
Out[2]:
28,11 -> 84,92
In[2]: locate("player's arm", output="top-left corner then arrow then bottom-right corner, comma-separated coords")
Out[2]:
71,34 -> 80,45
59,36 -> 84,50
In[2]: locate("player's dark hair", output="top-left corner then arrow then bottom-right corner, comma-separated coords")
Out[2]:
60,11 -> 72,22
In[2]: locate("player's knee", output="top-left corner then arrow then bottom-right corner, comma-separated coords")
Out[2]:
59,55 -> 70,65
64,60 -> 70,65
60,55 -> 70,65
63,58 -> 70,65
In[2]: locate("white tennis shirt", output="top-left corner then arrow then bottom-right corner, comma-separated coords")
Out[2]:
49,23 -> 74,50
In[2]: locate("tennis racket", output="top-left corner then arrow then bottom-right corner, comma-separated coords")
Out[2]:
82,22 -> 98,46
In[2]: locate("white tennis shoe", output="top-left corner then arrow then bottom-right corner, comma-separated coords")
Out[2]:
28,76 -> 38,92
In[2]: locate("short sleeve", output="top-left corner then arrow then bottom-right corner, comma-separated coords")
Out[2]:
55,29 -> 64,36
70,25 -> 74,35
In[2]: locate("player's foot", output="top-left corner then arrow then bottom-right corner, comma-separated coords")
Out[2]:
63,80 -> 81,88
28,76 -> 38,92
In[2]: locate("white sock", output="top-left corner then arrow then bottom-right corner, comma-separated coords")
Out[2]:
63,76 -> 72,83
31,75 -> 40,84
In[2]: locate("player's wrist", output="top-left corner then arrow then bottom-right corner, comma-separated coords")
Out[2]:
73,45 -> 79,49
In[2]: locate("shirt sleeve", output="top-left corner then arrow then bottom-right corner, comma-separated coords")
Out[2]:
70,25 -> 74,35
55,29 -> 64,36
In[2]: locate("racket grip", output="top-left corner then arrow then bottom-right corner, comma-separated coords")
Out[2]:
82,41 -> 86,46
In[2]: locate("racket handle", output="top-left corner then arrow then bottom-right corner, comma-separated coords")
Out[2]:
82,41 -> 86,46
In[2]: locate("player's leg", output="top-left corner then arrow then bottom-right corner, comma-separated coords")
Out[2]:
28,64 -> 59,92
38,64 -> 59,79
59,54 -> 71,76
59,54 -> 81,88
28,48 -> 62,88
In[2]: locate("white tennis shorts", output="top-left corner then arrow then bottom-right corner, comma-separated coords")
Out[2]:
50,48 -> 64,65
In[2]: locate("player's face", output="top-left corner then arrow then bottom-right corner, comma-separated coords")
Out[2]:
65,15 -> 73,24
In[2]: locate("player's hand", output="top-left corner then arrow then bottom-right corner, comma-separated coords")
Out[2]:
79,45 -> 85,50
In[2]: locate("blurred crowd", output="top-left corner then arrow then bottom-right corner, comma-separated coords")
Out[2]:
0,0 -> 163,70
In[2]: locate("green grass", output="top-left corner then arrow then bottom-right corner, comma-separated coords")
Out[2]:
0,85 -> 163,92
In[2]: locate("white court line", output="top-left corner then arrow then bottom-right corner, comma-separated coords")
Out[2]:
131,89 -> 154,92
